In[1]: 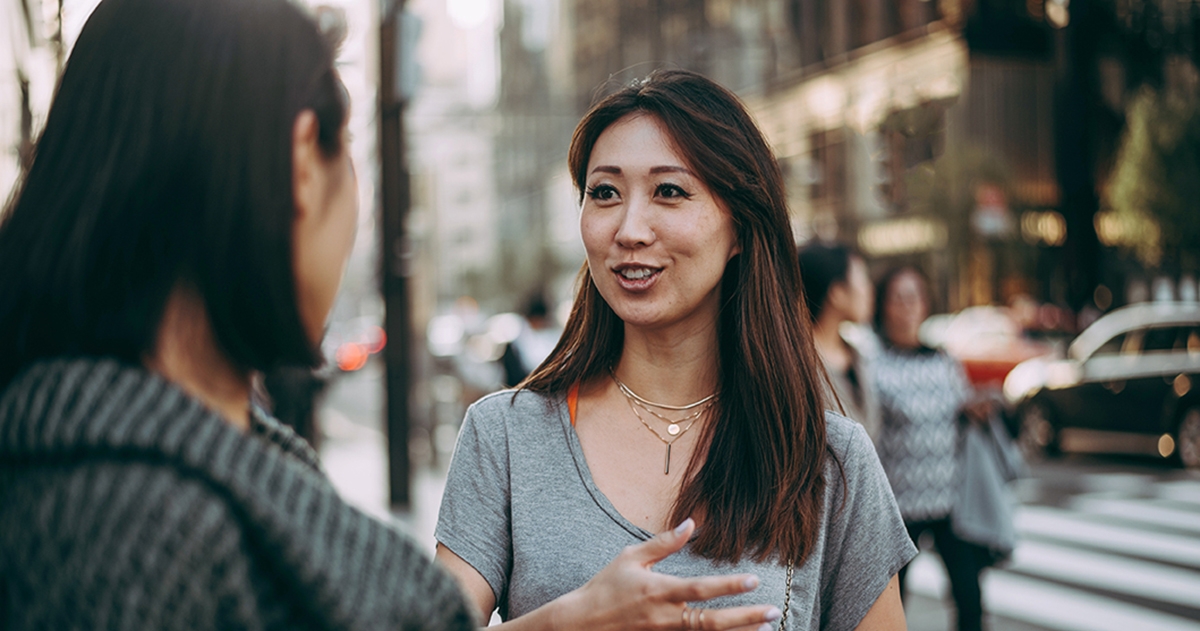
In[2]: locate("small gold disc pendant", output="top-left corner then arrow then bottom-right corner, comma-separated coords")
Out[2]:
667,423 -> 681,436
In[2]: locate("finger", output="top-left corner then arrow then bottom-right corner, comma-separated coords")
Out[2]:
624,518 -> 694,566
687,605 -> 782,631
661,573 -> 761,603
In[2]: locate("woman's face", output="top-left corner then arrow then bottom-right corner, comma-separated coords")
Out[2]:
882,269 -> 928,349
581,113 -> 740,334
293,120 -> 358,346
837,255 -> 874,324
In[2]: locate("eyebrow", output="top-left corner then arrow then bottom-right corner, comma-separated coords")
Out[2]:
588,165 -> 695,176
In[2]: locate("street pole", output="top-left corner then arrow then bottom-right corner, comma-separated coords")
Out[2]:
1053,1 -> 1101,314
380,0 -> 412,509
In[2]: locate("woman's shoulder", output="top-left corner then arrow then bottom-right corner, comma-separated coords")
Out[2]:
464,388 -> 566,432
823,410 -> 873,461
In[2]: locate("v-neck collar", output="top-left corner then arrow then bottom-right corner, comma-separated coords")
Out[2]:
554,390 -> 658,542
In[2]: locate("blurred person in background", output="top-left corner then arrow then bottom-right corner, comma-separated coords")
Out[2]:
500,293 -> 563,387
798,242 -> 881,442
434,69 -> 915,631
872,266 -> 992,631
0,0 -> 473,628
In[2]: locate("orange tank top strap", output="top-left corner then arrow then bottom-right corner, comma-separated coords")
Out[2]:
567,383 -> 579,426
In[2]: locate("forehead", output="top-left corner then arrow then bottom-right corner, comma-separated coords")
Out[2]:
587,113 -> 689,171
887,270 -> 926,296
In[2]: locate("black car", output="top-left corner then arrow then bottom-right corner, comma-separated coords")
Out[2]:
1003,302 -> 1200,468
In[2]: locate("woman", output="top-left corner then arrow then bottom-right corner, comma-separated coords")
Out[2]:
434,70 -> 916,631
0,0 -> 472,628
798,242 -> 880,441
872,266 -> 990,631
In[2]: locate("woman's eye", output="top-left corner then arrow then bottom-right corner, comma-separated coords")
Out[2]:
656,183 -> 691,200
586,184 -> 618,201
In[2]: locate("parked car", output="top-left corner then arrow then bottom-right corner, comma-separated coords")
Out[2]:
921,306 -> 1055,390
1003,302 -> 1200,468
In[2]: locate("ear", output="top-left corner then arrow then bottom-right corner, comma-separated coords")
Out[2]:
292,110 -> 322,221
826,280 -> 851,310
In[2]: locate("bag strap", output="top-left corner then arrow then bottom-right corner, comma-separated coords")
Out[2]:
778,559 -> 795,629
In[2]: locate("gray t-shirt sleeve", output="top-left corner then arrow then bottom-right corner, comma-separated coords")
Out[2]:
819,417 -> 918,631
435,395 -> 513,607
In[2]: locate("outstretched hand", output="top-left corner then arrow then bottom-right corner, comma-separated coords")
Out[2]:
549,519 -> 782,631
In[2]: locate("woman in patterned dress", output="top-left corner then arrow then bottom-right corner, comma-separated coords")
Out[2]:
872,266 -> 993,631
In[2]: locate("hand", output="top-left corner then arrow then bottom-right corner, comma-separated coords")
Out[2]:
549,519 -> 783,631
963,399 -> 993,425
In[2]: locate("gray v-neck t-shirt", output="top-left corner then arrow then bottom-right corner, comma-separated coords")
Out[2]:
435,389 -> 916,631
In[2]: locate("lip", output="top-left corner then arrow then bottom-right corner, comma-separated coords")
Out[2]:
611,262 -> 663,292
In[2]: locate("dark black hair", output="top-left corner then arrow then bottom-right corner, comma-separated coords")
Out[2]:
0,0 -> 347,388
797,242 -> 859,323
523,293 -> 549,320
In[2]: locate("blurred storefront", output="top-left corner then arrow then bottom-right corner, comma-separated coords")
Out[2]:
560,0 -> 1200,322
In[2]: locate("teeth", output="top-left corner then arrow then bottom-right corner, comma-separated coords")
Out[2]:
620,268 -> 655,280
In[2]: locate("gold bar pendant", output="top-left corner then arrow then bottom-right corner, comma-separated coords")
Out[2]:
665,443 -> 671,475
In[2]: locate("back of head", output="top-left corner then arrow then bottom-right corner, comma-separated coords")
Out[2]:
0,0 -> 346,388
797,242 -> 853,322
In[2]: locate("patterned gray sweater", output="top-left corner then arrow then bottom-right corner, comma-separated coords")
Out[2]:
873,347 -> 971,522
0,358 -> 475,630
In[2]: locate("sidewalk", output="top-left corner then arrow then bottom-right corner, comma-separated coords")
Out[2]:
315,372 -> 1045,631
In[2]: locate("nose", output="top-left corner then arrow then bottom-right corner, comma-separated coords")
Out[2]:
614,194 -> 655,248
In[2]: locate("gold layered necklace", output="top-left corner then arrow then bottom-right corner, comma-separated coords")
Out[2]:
611,372 -> 716,474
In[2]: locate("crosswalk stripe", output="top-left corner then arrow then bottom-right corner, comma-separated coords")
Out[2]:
1016,506 -> 1200,568
982,571 -> 1200,631
1070,496 -> 1200,536
1009,540 -> 1200,609
1158,481 -> 1200,506
906,553 -> 1200,631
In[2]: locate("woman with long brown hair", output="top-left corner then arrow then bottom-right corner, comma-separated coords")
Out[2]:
434,69 -> 915,630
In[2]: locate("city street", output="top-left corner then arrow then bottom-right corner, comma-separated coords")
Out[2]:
318,363 -> 1200,631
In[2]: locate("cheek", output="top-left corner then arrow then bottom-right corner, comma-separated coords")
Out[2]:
579,211 -> 611,259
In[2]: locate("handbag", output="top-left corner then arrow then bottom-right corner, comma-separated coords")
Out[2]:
951,413 -> 1024,563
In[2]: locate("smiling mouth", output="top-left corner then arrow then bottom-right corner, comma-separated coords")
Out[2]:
618,267 -> 658,280
612,265 -> 663,290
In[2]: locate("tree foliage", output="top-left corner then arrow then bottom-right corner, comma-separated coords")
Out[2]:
1106,85 -> 1200,268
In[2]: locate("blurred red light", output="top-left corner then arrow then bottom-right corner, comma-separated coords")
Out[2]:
336,343 -> 369,371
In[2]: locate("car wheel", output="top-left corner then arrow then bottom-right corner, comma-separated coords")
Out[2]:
1178,407 -> 1200,470
1019,401 -> 1057,461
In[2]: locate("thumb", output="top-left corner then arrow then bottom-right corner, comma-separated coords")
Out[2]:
629,518 -> 694,567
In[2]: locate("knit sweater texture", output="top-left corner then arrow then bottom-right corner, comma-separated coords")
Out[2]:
0,357 -> 475,630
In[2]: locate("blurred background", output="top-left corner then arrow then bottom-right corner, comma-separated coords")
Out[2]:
3,0 -> 1200,629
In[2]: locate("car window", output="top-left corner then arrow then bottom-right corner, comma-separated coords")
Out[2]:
1094,333 -> 1126,356
1121,330 -> 1144,356
1144,326 -> 1181,353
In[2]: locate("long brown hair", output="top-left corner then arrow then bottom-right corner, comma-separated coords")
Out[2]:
523,69 -> 833,565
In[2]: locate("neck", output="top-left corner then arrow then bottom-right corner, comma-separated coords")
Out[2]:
613,320 -> 720,406
812,310 -> 847,359
145,287 -> 252,431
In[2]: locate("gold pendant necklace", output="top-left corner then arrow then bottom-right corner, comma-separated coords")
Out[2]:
612,373 -> 716,474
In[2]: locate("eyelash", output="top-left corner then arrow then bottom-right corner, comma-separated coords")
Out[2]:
584,183 -> 692,201
656,183 -> 692,200
585,184 -> 617,201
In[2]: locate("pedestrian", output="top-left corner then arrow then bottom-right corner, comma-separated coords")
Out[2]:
871,266 -> 993,631
798,242 -> 882,441
0,0 -> 473,628
434,69 -> 916,630
499,293 -> 563,387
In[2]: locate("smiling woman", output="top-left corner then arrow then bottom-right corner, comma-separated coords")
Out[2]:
433,69 -> 916,631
